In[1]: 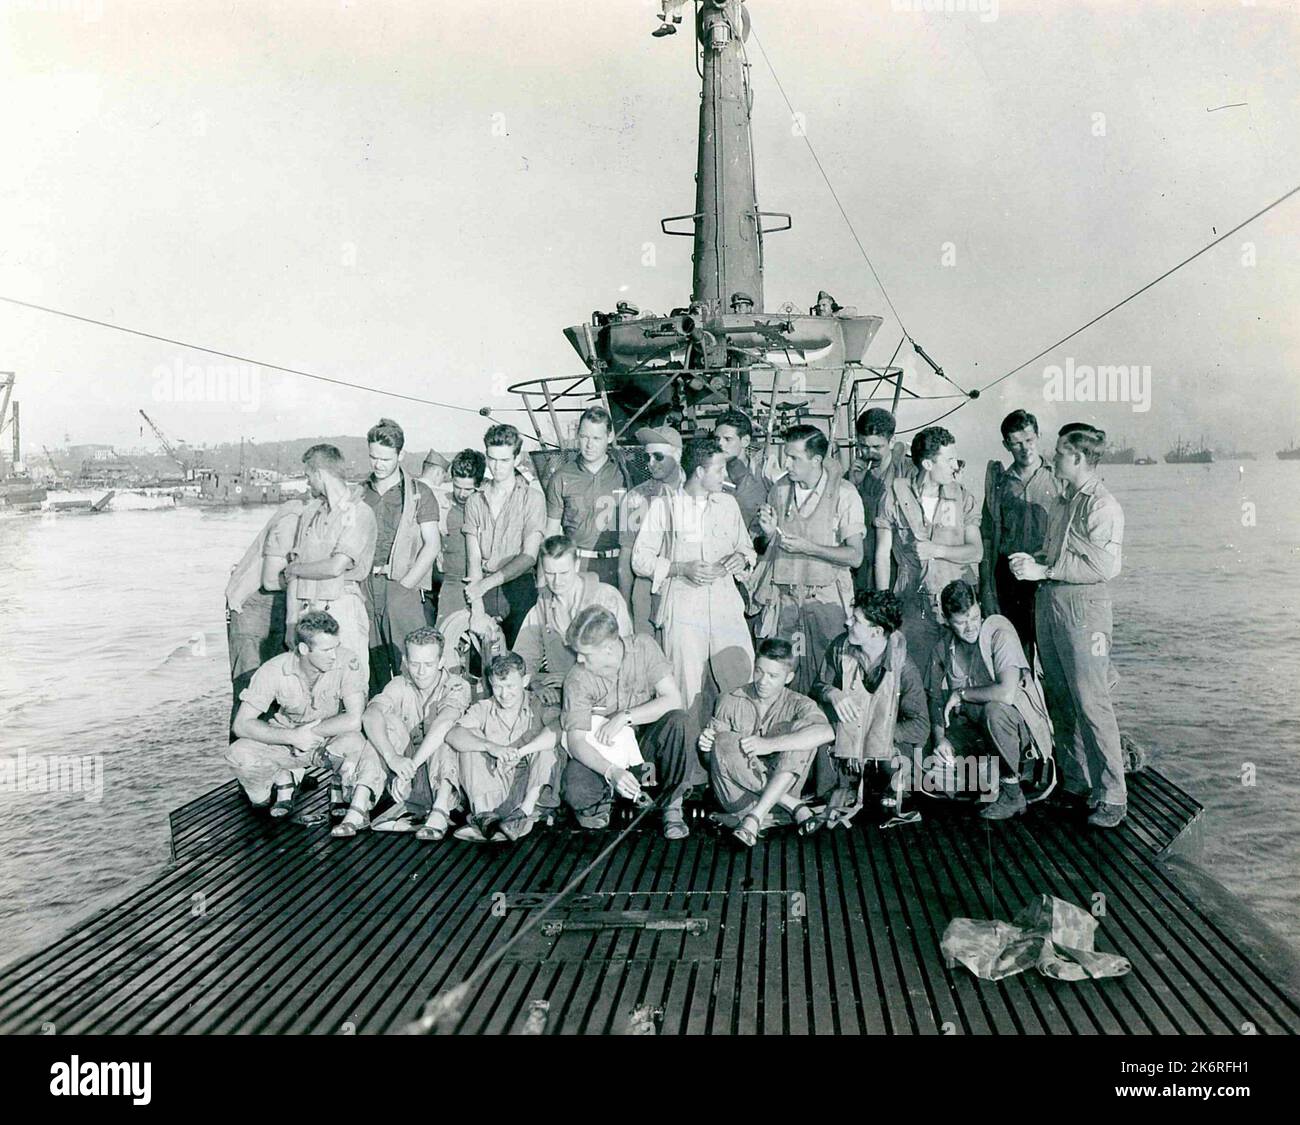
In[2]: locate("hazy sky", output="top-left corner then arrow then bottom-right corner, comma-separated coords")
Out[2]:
2,0 -> 1297,468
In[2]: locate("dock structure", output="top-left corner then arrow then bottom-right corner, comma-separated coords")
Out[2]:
2,768 -> 1297,1035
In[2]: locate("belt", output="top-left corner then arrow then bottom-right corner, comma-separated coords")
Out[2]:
576,548 -> 620,560
372,565 -> 390,576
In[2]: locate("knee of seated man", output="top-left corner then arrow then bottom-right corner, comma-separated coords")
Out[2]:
326,730 -> 368,758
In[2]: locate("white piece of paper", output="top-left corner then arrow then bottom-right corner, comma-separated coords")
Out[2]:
563,713 -> 643,769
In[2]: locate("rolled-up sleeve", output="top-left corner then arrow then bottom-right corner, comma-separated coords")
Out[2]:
835,483 -> 867,541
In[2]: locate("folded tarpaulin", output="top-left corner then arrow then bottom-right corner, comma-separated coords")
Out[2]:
941,894 -> 1132,982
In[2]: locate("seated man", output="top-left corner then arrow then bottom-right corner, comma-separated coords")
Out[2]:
810,590 -> 930,826
927,580 -> 1054,821
329,626 -> 473,840
513,535 -> 632,722
699,638 -> 835,847
445,652 -> 561,843
560,605 -> 692,840
227,611 -> 365,817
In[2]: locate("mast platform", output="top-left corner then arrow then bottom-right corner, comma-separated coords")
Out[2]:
2,768 -> 1297,1035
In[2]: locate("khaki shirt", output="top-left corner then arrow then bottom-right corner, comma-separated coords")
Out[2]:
561,634 -> 674,733
371,668 -> 472,742
464,473 -> 546,573
239,649 -> 365,729
1041,476 -> 1124,584
455,694 -> 544,749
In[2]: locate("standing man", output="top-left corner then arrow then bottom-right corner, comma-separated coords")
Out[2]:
849,407 -> 911,596
513,535 -> 632,722
618,425 -> 686,634
979,409 -> 1063,663
561,605 -> 692,839
418,450 -> 453,626
431,449 -> 485,624
874,426 -> 981,669
283,444 -> 377,688
464,423 -> 546,647
362,419 -> 442,695
227,611 -> 366,816
632,435 -> 755,749
712,408 -> 768,530
224,497 -> 304,729
544,405 -> 627,587
1010,423 -> 1127,828
752,424 -> 866,695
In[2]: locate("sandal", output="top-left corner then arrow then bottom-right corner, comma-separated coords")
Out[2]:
328,786 -> 347,821
790,802 -> 821,837
489,811 -> 534,844
330,810 -> 370,838
269,783 -> 296,819
732,813 -> 762,848
415,809 -> 451,842
662,808 -> 690,841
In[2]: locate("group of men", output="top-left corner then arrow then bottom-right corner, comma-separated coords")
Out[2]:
222,397 -> 1130,848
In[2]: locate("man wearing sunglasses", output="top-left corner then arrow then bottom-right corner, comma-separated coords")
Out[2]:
618,426 -> 686,634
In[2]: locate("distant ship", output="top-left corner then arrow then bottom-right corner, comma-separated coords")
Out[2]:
1165,437 -> 1214,464
1278,441 -> 1300,461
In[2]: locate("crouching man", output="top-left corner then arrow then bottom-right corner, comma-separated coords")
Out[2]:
227,611 -> 365,817
445,653 -> 561,843
560,605 -> 693,840
699,638 -> 835,847
330,626 -> 473,840
810,590 -> 930,827
927,580 -> 1054,821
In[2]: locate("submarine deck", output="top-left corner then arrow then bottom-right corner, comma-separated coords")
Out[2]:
2,767 -> 1298,1035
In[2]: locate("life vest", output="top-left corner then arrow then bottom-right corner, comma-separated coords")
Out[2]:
769,462 -> 847,589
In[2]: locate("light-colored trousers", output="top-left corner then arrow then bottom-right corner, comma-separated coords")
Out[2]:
1035,583 -> 1125,806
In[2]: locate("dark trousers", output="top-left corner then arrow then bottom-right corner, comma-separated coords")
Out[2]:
366,574 -> 431,696
577,553 -> 621,588
484,572 -> 539,649
227,592 -> 286,737
995,556 -> 1039,663
562,709 -> 691,816
422,577 -> 443,626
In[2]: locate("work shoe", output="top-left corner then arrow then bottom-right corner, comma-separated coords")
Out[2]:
652,24 -> 677,37
979,783 -> 1026,821
1087,802 -> 1127,829
1043,789 -> 1091,816
574,801 -> 612,831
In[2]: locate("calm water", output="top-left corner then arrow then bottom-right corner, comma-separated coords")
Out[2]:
1,464 -> 1298,963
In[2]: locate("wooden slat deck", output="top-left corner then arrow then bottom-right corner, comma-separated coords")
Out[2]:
2,769 -> 1297,1035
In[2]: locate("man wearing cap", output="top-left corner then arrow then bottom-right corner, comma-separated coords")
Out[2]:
362,419 -> 442,695
418,449 -> 453,625
618,425 -> 686,634
813,291 -> 843,317
613,300 -> 641,322
544,405 -> 627,588
730,292 -> 755,314
464,423 -> 547,648
752,424 -> 866,695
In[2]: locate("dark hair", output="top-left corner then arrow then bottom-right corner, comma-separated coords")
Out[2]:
682,435 -> 724,479
484,423 -> 523,455
566,605 -> 621,650
940,580 -> 979,618
487,652 -> 526,683
852,589 -> 903,633
1059,422 -> 1106,467
784,423 -> 829,460
855,408 -> 896,440
450,448 -> 486,486
1000,409 -> 1040,440
296,610 -> 340,646
367,417 -> 405,453
713,409 -> 753,439
910,425 -> 955,469
404,626 -> 445,653
756,637 -> 797,669
302,443 -> 346,473
578,405 -> 613,434
540,534 -> 578,561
